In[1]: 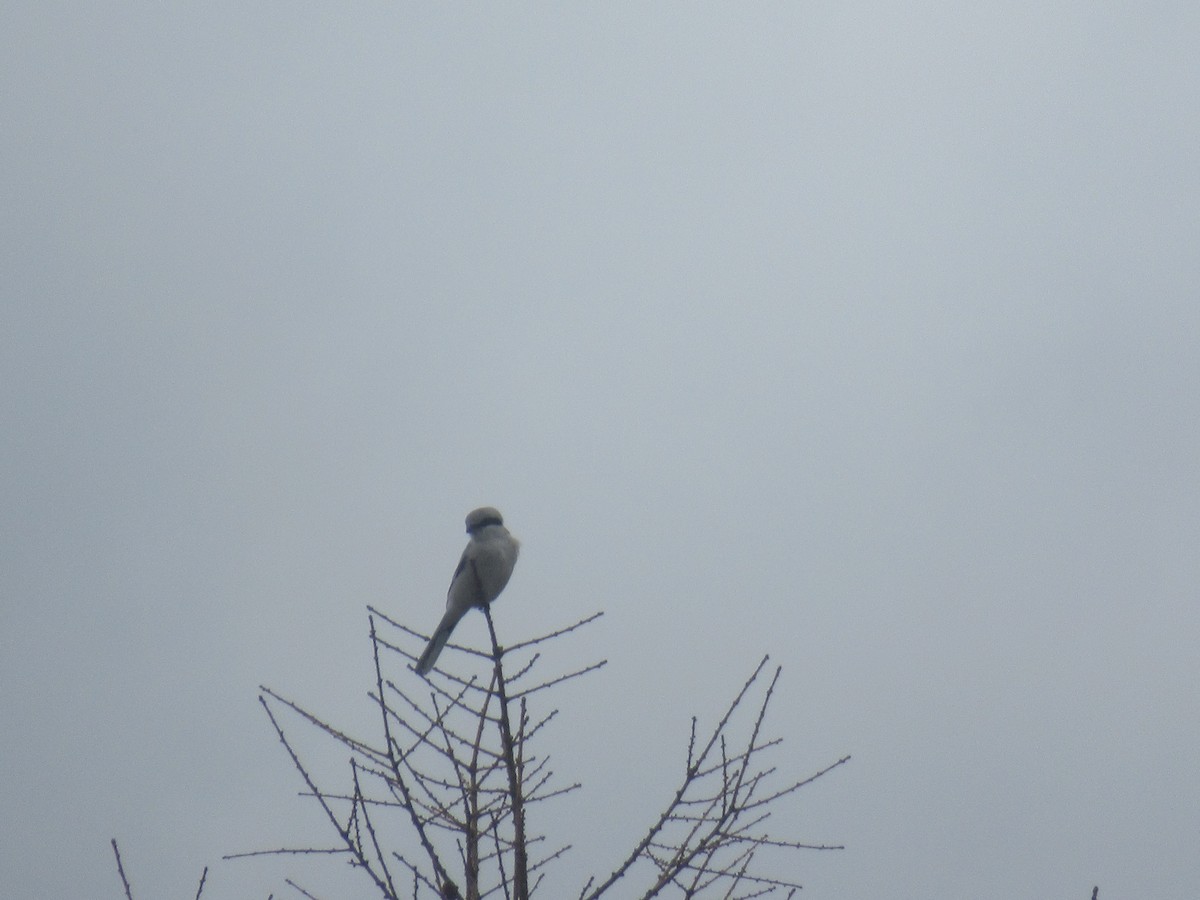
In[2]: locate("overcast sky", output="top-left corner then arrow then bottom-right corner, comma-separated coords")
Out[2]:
3,3 -> 1198,899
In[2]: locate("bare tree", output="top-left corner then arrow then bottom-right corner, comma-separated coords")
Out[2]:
227,605 -> 847,899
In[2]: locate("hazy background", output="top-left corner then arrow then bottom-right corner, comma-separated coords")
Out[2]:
3,3 -> 1198,898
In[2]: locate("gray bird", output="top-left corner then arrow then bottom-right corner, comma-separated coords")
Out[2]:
414,507 -> 520,676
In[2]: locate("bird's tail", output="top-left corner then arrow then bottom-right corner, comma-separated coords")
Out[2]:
414,609 -> 462,676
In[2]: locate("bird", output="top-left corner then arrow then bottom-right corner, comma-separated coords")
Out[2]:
414,506 -> 520,676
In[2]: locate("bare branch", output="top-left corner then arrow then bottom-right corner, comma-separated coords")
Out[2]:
283,878 -> 324,900
505,612 -> 605,652
371,615 -> 458,895
581,656 -> 845,898
110,839 -> 135,900
223,847 -> 350,861
258,694 -> 397,899
511,660 -> 609,700
484,604 -> 529,900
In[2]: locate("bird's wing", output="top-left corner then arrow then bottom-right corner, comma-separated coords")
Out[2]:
450,546 -> 471,588
447,543 -> 485,609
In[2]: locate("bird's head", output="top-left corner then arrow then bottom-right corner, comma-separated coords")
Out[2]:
465,506 -> 504,533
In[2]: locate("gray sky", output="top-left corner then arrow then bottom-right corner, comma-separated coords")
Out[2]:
3,3 -> 1198,898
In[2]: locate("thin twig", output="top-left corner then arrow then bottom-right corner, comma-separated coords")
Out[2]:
224,847 -> 350,861
284,878 -> 323,900
110,839 -> 135,900
505,612 -> 605,651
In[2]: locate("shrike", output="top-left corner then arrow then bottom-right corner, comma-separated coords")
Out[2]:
414,506 -> 520,676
